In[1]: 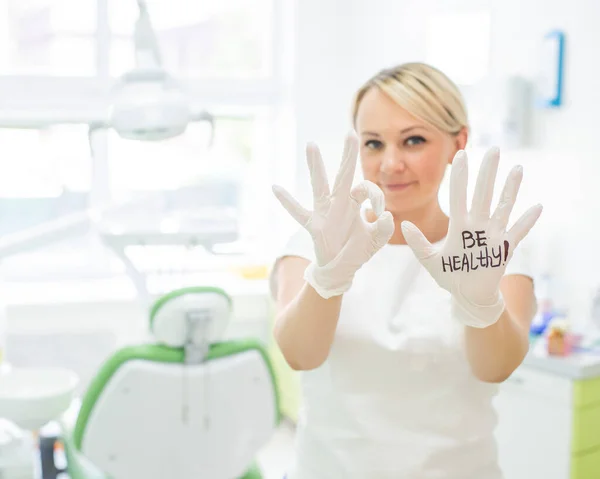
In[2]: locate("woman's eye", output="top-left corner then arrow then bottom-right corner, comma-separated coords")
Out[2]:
405,136 -> 426,147
364,139 -> 383,150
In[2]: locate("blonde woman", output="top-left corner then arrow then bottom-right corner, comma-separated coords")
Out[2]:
270,62 -> 543,478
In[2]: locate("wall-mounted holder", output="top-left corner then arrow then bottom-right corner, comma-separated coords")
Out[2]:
536,30 -> 565,108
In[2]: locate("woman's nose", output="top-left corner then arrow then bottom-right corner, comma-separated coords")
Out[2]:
380,147 -> 407,174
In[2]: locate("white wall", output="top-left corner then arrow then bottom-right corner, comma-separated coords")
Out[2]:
289,0 -> 600,325
290,0 -> 362,204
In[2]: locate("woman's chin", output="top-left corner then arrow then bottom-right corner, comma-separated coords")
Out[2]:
383,198 -> 419,216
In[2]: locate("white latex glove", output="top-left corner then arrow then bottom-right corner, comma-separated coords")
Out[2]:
272,132 -> 395,299
401,148 -> 543,328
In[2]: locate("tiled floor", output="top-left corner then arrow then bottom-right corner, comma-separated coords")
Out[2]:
257,420 -> 296,479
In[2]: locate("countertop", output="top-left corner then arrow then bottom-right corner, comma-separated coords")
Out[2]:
522,337 -> 600,380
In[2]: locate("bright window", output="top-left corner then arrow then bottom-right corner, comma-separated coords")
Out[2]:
0,0 -> 97,76
0,125 -> 91,235
108,0 -> 273,78
0,0 -> 288,286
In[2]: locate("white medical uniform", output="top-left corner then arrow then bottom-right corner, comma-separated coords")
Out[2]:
270,224 -> 533,479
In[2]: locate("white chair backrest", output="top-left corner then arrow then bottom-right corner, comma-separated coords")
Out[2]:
80,349 -> 277,479
150,288 -> 231,348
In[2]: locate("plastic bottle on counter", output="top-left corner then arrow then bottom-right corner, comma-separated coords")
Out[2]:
530,273 -> 555,336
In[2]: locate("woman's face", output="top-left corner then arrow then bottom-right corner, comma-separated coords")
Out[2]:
355,87 -> 467,216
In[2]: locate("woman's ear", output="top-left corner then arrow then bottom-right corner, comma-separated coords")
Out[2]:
448,127 -> 469,165
455,127 -> 468,151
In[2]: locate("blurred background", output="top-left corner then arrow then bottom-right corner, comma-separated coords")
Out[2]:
0,1 -> 598,478
0,0 -> 591,315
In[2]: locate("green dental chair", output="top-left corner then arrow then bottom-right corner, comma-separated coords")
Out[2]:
59,286 -> 281,479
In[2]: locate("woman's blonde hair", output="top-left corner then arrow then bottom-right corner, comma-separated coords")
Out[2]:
352,62 -> 469,136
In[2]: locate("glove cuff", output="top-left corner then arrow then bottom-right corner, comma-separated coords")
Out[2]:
451,290 -> 505,328
303,261 -> 355,299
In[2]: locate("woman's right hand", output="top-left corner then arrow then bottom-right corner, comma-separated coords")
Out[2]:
272,132 -> 395,299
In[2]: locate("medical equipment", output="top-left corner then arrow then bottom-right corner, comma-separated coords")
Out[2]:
0,0 -> 244,294
0,367 -> 78,479
0,213 -> 90,479
51,286 -> 280,479
97,193 -> 238,304
0,197 -> 239,478
88,0 -> 215,143
3,0 -> 244,150
0,188 -> 238,293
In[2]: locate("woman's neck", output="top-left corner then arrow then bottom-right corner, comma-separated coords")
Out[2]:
366,201 -> 449,245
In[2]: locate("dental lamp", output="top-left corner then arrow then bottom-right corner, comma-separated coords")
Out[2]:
90,0 -> 215,143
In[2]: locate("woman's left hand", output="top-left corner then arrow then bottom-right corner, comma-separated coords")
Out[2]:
401,148 -> 543,328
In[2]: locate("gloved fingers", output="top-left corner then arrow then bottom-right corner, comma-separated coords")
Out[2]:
350,180 -> 385,215
368,210 -> 395,246
449,150 -> 469,220
272,184 -> 312,227
470,147 -> 500,221
507,203 -> 543,248
490,165 -> 523,233
331,132 -> 360,197
401,221 -> 437,261
306,142 -> 331,215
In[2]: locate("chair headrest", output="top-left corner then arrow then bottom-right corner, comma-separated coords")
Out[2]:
149,287 -> 232,347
